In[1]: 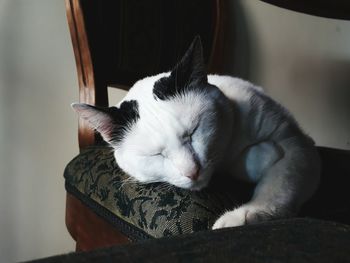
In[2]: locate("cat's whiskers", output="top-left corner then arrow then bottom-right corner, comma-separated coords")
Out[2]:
156,182 -> 172,191
117,176 -> 147,189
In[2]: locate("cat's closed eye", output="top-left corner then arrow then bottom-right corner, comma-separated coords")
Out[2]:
150,152 -> 163,157
149,149 -> 168,158
182,132 -> 192,142
182,124 -> 199,142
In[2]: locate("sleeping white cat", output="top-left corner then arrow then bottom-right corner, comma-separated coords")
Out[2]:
72,37 -> 320,229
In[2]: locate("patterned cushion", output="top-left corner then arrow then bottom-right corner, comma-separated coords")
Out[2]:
64,145 -> 247,240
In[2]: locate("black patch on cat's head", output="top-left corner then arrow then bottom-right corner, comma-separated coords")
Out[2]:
109,100 -> 140,144
72,100 -> 139,145
153,36 -> 208,100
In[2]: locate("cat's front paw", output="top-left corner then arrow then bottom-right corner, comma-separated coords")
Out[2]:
212,208 -> 247,229
212,205 -> 275,230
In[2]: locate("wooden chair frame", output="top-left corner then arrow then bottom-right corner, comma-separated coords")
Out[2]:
65,0 -> 227,251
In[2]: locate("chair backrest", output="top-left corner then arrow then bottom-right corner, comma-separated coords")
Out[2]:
65,0 -> 226,149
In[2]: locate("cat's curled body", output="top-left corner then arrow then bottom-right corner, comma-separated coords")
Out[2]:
73,37 -> 320,229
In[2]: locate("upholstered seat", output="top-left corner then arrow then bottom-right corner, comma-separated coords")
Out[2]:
64,145 -> 244,240
64,145 -> 350,242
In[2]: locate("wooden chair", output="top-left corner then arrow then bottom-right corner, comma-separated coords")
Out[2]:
65,0 -> 350,252
65,0 -> 227,251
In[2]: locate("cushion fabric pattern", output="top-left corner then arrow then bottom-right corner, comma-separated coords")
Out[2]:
64,146 -> 241,240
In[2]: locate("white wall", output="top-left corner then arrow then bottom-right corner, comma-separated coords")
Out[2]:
0,0 -> 77,261
0,0 -> 349,262
228,1 -> 350,150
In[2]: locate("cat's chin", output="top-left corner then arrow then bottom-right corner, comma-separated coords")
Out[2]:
177,178 -> 210,192
188,184 -> 207,192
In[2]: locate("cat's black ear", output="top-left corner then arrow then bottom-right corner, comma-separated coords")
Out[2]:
153,36 -> 207,100
72,101 -> 140,144
71,103 -> 119,142
174,35 -> 207,84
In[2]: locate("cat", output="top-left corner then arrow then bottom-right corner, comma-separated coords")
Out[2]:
72,36 -> 320,229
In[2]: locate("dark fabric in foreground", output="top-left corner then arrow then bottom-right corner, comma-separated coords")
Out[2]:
28,218 -> 350,263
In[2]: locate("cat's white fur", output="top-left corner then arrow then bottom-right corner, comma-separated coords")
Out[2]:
112,74 -> 320,229
73,65 -> 320,229
115,73 -> 230,190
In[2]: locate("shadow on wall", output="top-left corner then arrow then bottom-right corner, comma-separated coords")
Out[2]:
290,58 -> 350,147
221,0 -> 252,80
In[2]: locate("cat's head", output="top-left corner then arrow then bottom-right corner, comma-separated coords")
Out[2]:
72,37 -> 233,190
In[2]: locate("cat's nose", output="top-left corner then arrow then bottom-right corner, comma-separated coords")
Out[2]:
186,167 -> 200,181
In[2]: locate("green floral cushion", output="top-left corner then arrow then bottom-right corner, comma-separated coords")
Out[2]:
64,145 -> 243,240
